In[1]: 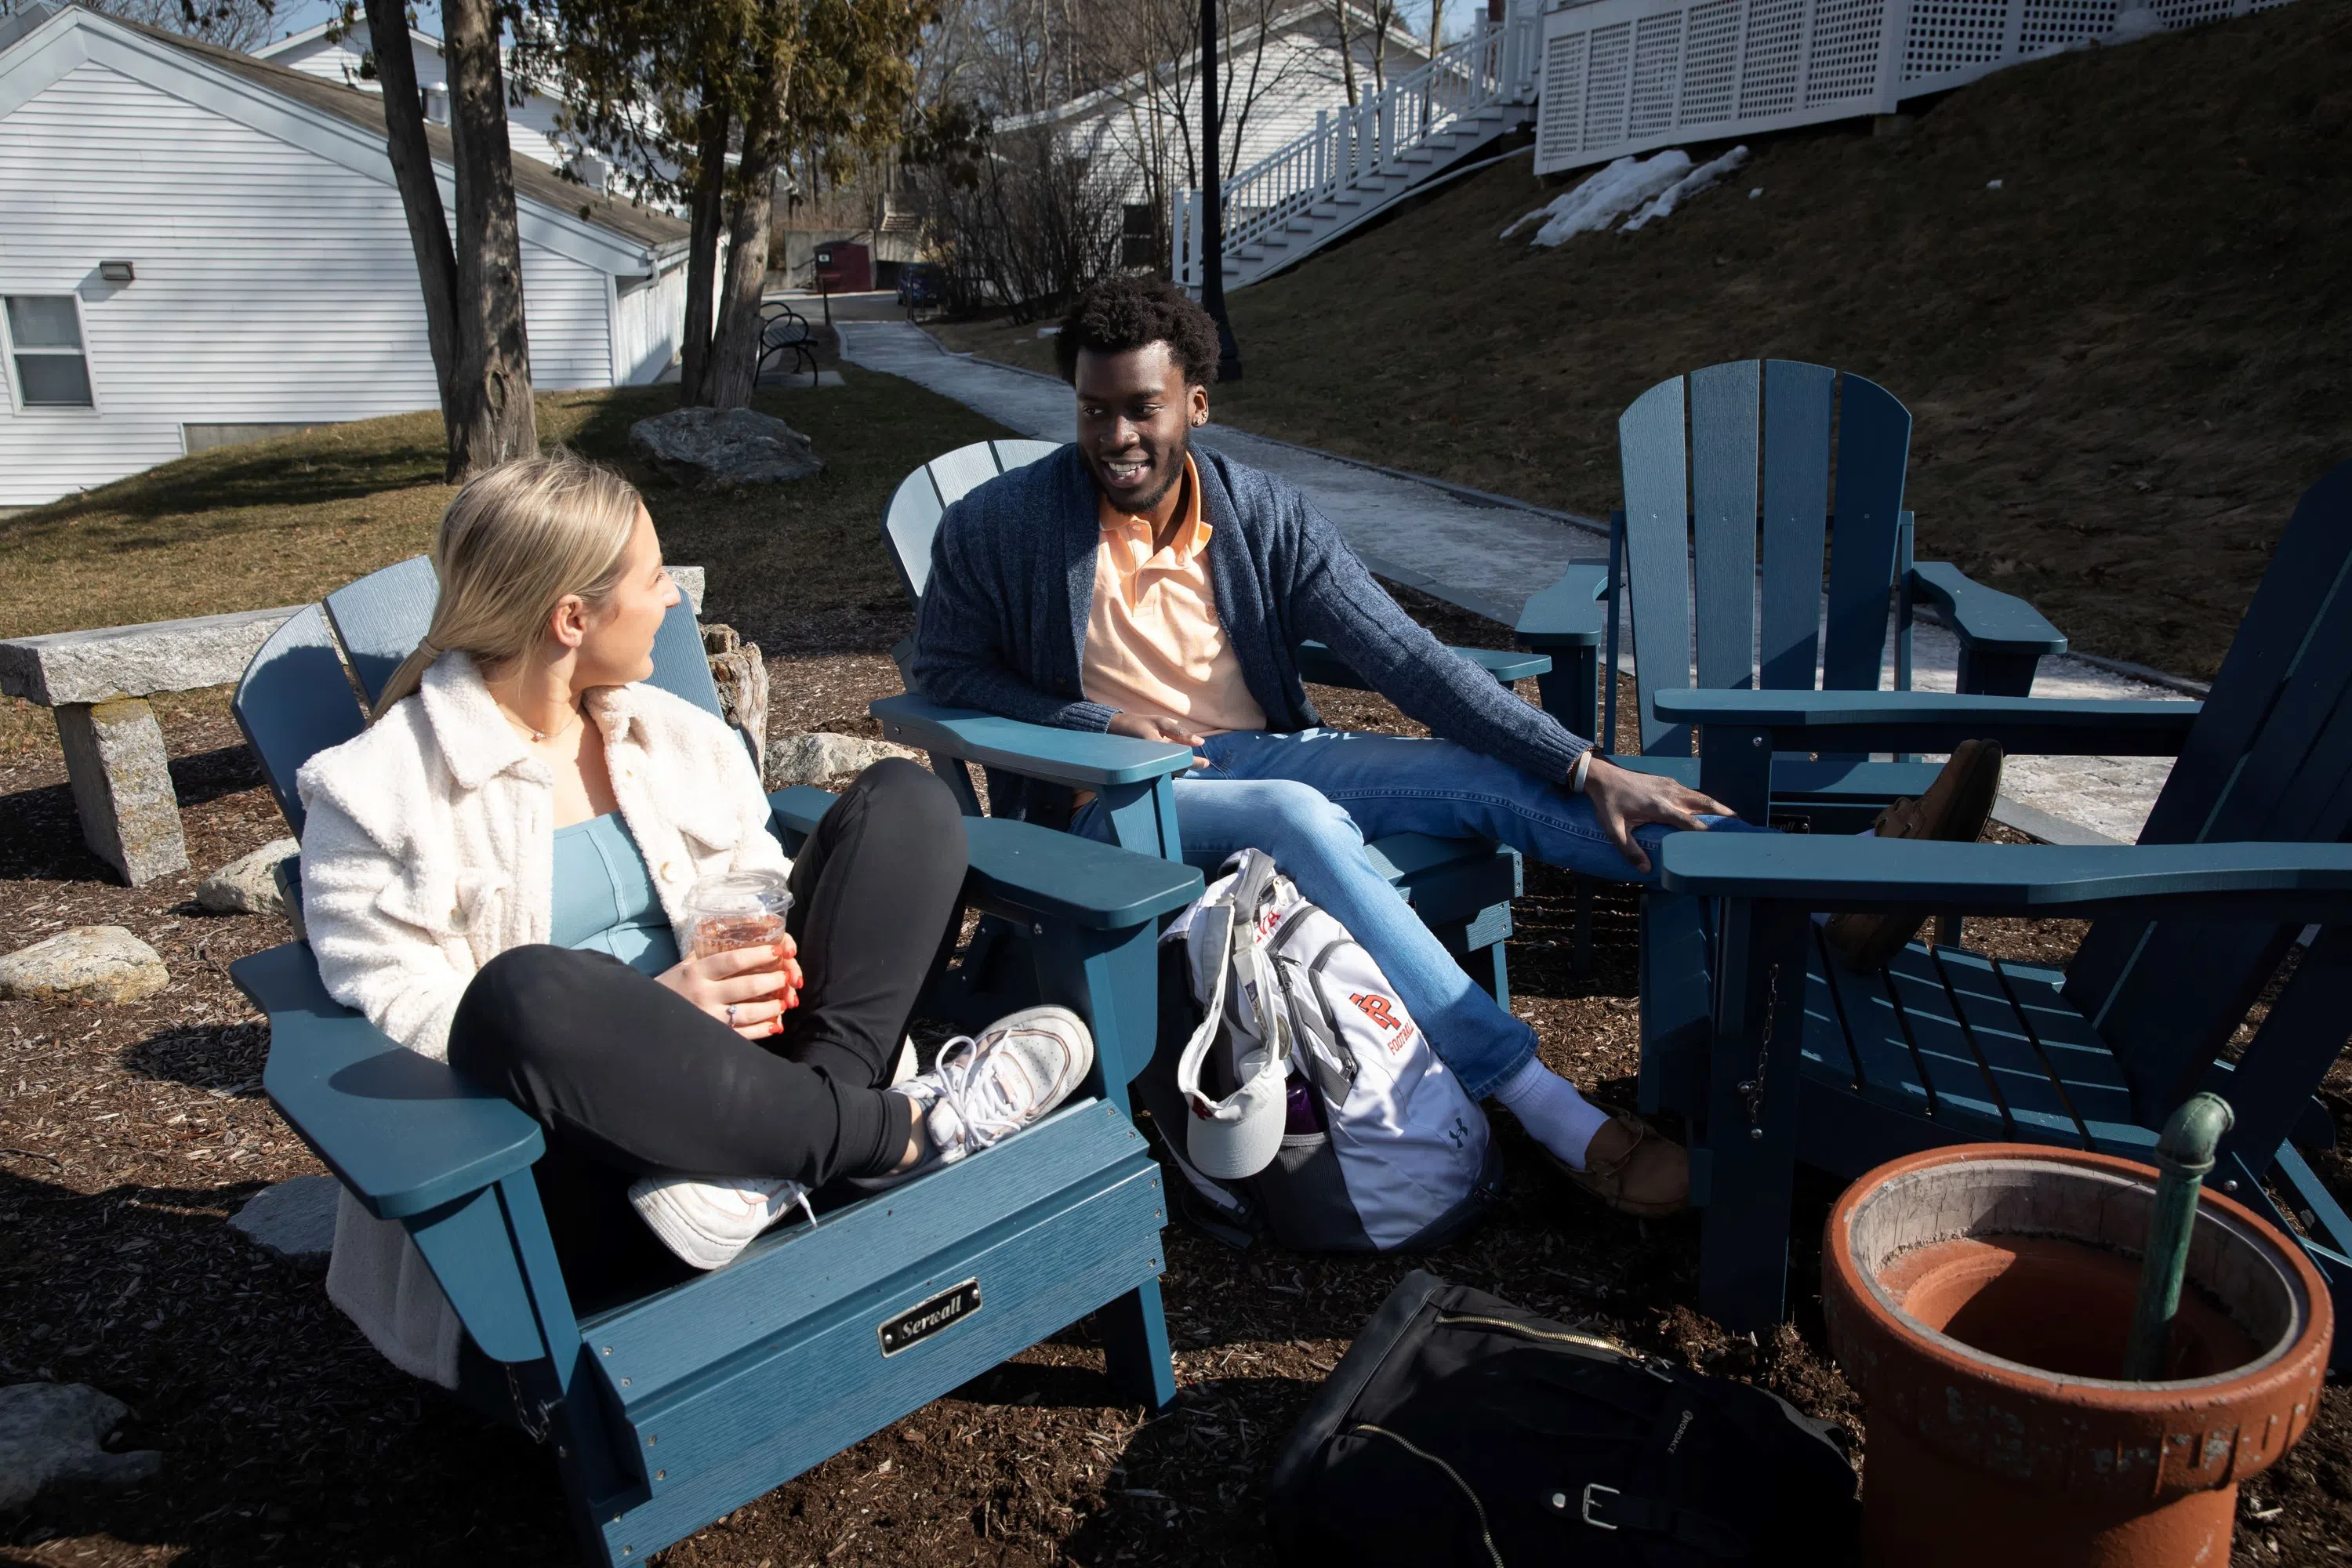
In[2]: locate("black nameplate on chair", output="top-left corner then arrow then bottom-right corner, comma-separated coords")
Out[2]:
878,1279 -> 982,1356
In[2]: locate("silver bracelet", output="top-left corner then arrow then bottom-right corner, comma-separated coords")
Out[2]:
1570,750 -> 1593,795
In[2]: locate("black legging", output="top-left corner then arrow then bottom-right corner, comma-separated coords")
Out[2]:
448,758 -> 969,1306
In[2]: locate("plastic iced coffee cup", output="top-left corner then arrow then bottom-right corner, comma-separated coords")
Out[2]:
682,870 -> 796,999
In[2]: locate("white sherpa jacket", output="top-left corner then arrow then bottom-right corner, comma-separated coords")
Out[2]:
296,651 -> 789,1388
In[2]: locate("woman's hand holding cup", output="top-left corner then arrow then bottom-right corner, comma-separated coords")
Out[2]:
671,869 -> 801,1038
659,938 -> 798,1039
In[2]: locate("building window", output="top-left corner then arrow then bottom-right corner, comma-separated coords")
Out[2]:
5,296 -> 95,408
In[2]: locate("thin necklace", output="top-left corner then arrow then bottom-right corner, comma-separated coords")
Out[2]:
498,699 -> 583,746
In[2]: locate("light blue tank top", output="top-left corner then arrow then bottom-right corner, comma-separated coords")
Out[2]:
550,812 -> 680,976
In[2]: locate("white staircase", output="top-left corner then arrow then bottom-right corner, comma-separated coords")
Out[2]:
1172,7 -> 1543,292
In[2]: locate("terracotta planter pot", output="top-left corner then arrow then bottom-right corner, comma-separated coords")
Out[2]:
1824,1144 -> 2332,1568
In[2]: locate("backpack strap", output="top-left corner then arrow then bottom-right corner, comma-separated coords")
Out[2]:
1577,1483 -> 1748,1558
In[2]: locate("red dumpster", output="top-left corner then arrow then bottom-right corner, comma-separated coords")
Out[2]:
812,241 -> 872,293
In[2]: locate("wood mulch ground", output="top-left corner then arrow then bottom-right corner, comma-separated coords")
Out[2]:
5,583 -> 2348,1566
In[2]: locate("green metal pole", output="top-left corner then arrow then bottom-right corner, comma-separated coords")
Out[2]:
2123,1092 -> 2236,1381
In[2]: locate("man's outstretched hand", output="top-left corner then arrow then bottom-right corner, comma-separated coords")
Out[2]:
1105,711 -> 1210,768
1579,757 -> 1736,874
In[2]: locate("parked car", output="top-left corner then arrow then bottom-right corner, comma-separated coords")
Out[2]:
898,263 -> 946,317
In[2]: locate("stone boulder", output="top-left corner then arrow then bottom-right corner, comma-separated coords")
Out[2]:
0,926 -> 168,1004
628,408 -> 822,489
229,1174 -> 340,1265
198,837 -> 299,917
764,731 -> 922,789
0,1383 -> 163,1508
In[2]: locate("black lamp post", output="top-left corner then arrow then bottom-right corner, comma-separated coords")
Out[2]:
1199,0 -> 1243,379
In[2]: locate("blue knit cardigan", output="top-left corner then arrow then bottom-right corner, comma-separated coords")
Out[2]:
910,441 -> 1590,815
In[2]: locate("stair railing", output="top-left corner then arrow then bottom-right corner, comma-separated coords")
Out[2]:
1172,16 -> 1523,289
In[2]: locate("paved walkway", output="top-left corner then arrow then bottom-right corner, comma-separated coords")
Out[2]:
840,320 -> 2184,843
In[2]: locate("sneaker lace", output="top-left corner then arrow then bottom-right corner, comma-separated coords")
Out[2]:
927,1034 -> 1033,1155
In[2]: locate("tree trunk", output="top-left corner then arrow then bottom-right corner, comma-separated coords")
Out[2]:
701,48 -> 793,411
1333,2 -> 1358,105
444,0 -> 537,478
364,0 -> 463,457
678,98 -> 732,407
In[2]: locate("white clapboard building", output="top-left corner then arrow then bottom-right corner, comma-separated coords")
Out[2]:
0,2 -> 690,507
1008,4 -> 1432,226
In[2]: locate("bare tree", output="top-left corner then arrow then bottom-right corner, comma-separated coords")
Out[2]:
362,0 -> 536,478
81,0 -> 280,52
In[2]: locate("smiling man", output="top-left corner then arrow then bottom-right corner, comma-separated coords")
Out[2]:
912,278 -> 1745,1217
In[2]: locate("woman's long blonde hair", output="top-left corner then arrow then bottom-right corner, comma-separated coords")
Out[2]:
372,450 -> 645,720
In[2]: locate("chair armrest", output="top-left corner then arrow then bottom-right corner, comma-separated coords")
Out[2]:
1658,836 -> 2352,922
1650,687 -> 2201,756
1909,562 -> 2068,657
1294,640 -> 1549,691
1514,564 -> 1612,648
964,815 -> 1204,930
231,942 -> 544,1221
872,694 -> 1192,787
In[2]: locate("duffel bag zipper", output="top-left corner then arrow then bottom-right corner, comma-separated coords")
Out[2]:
1349,1422 -> 1504,1568
1434,1312 -> 1677,1383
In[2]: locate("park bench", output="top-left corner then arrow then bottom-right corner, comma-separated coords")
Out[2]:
0,568 -> 703,887
756,300 -> 821,386
1649,456 -> 2352,1370
224,558 -> 1196,1566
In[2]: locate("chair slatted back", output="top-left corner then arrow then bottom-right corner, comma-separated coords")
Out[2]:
882,440 -> 1065,604
1618,361 -> 1914,754
231,604 -> 366,837
325,555 -> 440,711
2064,459 -> 2352,1115
238,560 -> 732,839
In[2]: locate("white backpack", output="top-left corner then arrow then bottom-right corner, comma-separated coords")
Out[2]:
1148,850 -> 1501,1253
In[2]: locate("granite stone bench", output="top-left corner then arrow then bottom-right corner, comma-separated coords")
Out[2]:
0,568 -> 705,887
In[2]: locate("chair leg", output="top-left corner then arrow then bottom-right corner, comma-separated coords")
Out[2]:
1695,898 -> 1813,1331
1098,1278 -> 1180,1414
1428,914 -> 1509,1006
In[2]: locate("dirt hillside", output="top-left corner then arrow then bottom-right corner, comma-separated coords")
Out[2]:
944,0 -> 2352,681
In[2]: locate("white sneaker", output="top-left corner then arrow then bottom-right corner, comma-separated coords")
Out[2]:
626,1174 -> 818,1271
897,1005 -> 1095,1171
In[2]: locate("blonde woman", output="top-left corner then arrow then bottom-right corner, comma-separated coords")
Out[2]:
297,452 -> 1090,1380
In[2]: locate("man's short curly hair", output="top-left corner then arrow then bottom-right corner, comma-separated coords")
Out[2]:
1055,276 -> 1221,387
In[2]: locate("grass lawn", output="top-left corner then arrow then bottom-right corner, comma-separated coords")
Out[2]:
0,370 -> 1012,757
936,0 -> 2352,683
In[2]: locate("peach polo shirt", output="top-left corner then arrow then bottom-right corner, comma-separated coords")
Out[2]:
1081,454 -> 1269,738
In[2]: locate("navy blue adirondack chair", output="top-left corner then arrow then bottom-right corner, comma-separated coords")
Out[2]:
869,439 -> 1552,1007
1648,458 -> 2352,1369
226,557 -> 1201,1566
1515,360 -> 2070,1021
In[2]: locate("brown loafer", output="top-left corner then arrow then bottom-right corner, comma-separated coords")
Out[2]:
1545,1114 -> 1690,1218
1826,739 -> 2006,972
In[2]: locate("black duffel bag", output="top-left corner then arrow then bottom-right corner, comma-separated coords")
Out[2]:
1269,1271 -> 1858,1566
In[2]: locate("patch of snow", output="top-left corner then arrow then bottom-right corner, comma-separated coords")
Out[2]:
1749,187 -> 1764,198
1986,178 -> 2005,189
1621,146 -> 1750,231
1504,151 -> 1691,246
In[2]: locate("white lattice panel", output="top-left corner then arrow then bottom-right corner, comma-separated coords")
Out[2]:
1806,0 -> 1891,103
1531,0 -> 2295,175
1901,0 -> 2011,79
1630,12 -> 1688,135
1738,0 -> 1809,115
1678,0 -> 1744,123
2018,0 -> 2119,51
1584,21 -> 1636,147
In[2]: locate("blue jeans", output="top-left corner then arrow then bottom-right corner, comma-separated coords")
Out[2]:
1073,728 -> 1763,1099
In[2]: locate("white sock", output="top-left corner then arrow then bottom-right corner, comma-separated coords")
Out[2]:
1492,1056 -> 1614,1170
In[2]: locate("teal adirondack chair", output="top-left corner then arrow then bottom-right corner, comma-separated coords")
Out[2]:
227,557 -> 1201,1566
1515,360 -> 2071,1030
871,438 -> 1552,1007
1648,458 -> 2352,1370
